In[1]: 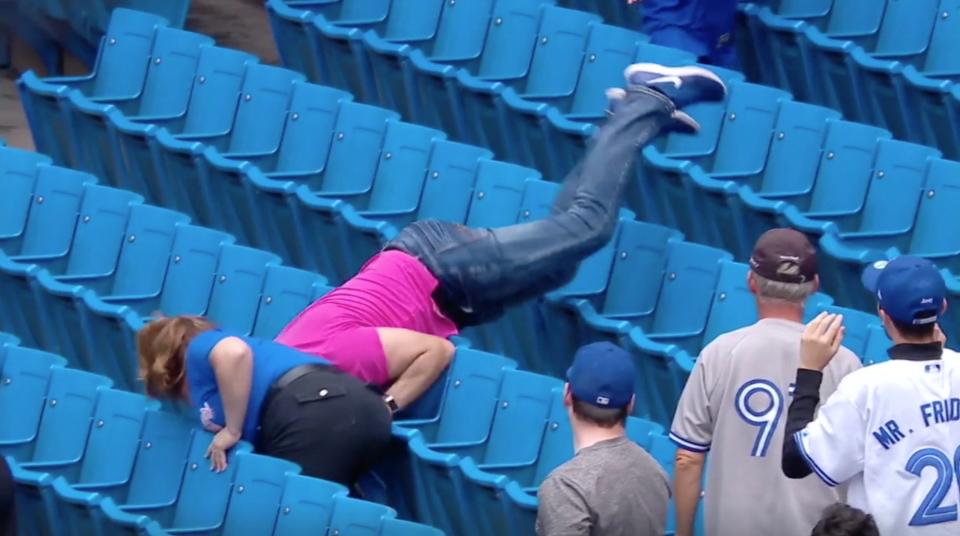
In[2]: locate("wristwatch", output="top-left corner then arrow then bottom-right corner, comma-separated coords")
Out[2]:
383,395 -> 400,415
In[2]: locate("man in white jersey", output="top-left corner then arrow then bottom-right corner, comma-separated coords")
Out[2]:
783,256 -> 960,535
670,229 -> 861,536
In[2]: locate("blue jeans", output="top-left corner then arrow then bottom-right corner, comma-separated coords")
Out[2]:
386,88 -> 675,327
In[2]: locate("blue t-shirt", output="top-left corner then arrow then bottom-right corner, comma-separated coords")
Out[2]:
185,329 -> 325,441
640,0 -> 740,68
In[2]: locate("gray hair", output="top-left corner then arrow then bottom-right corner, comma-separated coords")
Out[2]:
752,272 -> 816,304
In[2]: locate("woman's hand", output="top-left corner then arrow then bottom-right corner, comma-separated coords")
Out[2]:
206,427 -> 241,472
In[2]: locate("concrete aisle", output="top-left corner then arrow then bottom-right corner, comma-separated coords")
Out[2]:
0,0 -> 279,151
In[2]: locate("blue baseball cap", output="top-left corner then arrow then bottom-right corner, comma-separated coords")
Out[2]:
861,256 -> 946,326
566,342 -> 636,409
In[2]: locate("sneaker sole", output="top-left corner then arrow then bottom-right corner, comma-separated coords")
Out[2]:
623,63 -> 728,96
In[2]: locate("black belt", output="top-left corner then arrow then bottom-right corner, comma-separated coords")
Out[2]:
271,363 -> 328,393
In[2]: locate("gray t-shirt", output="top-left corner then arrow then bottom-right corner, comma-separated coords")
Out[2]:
535,436 -> 669,536
670,318 -> 862,536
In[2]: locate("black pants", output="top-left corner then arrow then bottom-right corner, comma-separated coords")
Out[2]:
0,457 -> 14,536
255,366 -> 392,486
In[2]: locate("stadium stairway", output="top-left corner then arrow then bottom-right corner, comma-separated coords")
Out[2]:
737,0 -> 960,160
0,331 -> 448,536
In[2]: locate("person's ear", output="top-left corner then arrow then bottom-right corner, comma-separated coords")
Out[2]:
627,395 -> 636,416
747,272 -> 758,295
942,298 -> 949,315
812,275 -> 820,293
563,383 -> 573,408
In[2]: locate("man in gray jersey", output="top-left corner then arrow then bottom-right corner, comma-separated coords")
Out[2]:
537,342 -> 669,536
669,229 -> 862,536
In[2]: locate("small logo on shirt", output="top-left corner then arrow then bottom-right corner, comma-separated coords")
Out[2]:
925,363 -> 942,374
200,402 -> 222,432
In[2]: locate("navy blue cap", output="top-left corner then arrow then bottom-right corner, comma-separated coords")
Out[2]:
566,342 -> 636,409
861,256 -> 946,326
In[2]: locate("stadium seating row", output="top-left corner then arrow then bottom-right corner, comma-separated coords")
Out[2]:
738,0 -> 960,159
259,0 -> 960,339
0,0 -> 190,74
0,333 -> 443,536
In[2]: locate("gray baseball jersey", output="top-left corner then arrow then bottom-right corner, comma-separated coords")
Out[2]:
670,318 -> 862,536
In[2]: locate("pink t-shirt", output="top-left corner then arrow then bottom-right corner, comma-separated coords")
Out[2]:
275,250 -> 459,386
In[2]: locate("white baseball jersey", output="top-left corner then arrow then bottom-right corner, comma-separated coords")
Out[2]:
797,348 -> 960,535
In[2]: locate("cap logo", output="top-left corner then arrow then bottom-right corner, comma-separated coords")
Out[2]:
921,298 -> 934,304
776,260 -> 804,282
873,260 -> 888,270
595,395 -> 610,406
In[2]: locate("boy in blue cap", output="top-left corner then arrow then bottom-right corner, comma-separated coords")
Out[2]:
536,342 -> 669,536
782,256 -> 960,536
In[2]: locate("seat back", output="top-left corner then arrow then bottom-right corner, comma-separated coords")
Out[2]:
61,185 -> 143,278
474,0 -> 544,79
708,83 -> 790,175
481,370 -> 562,465
274,84 -> 353,173
856,140 -> 940,234
555,216 -> 626,298
365,122 -> 446,213
221,453 -> 301,535
756,103 -> 840,196
824,0 -> 886,37
823,305 -> 876,358
602,220 -> 681,318
318,0 -> 390,22
774,0 -> 833,18
123,411 -> 193,506
0,347 -> 66,447
252,265 -> 325,339
18,166 -> 93,259
909,158 -> 960,257
702,261 -> 758,346
274,474 -> 349,536
626,417 -> 664,451
29,368 -> 112,463
159,225 -> 235,316
170,430 -> 249,528
871,0 -> 938,55
327,496 -> 396,536
465,160 -> 539,228
318,102 -> 400,192
651,242 -> 730,335
91,8 -> 167,97
518,179 -> 560,221
0,148 -> 50,248
182,46 -> 259,135
921,0 -> 960,75
568,24 -> 643,116
228,64 -> 306,154
108,205 -> 189,297
532,388 -> 574,485
863,323 -> 893,365
521,6 -> 600,96
433,348 -> 518,444
206,245 -> 281,335
416,141 -> 493,223
136,28 -> 214,117
77,389 -> 155,484
380,0 -> 444,41
422,0 -> 495,60
806,121 -> 892,214
379,518 -> 446,536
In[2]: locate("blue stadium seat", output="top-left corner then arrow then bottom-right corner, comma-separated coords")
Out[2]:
61,410 -> 194,536
328,496 -> 397,536
0,167 -> 97,351
102,429 -> 252,533
154,64 -> 306,232
273,474 -> 349,535
220,453 -> 302,535
17,8 -> 169,167
381,517 -> 447,536
251,265 -> 327,339
642,82 -> 791,254
457,5 -> 600,162
10,388 -> 154,536
206,245 -> 282,335
67,27 -> 214,188
267,0 -> 325,82
0,346 -> 67,460
156,225 -> 236,318
113,46 -> 259,213
0,147 -> 52,255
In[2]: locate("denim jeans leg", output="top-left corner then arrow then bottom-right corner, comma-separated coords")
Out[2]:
387,88 -> 675,325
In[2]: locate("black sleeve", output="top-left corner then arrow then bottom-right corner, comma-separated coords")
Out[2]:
781,369 -> 823,479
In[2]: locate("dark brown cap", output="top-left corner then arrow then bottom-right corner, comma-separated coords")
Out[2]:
749,228 -> 817,284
